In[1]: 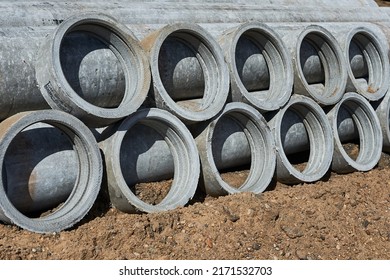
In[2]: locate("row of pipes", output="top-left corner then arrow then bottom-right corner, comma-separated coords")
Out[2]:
1,0 -> 390,233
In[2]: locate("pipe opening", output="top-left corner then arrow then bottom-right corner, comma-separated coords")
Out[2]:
331,93 -> 382,173
199,103 -> 275,196
60,30 -> 126,108
297,28 -> 345,105
0,110 -> 102,233
211,115 -> 252,188
107,108 -> 200,213
272,95 -> 333,184
149,24 -> 229,122
235,33 -> 270,92
228,23 -> 293,111
36,14 -> 150,127
119,122 -> 174,206
347,30 -> 388,100
157,30 -> 218,112
3,122 -> 78,218
337,105 -> 360,161
158,35 -> 206,103
281,109 -> 311,172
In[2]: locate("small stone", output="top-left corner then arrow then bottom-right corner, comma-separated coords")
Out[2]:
296,250 -> 307,260
252,243 -> 261,250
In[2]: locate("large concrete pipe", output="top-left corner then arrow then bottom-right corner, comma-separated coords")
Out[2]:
321,23 -> 390,101
0,13 -> 150,126
101,108 -> 200,213
327,92 -> 382,173
140,23 -> 230,123
0,110 -> 102,233
218,22 -> 293,112
193,102 -> 276,196
267,95 -> 334,184
271,24 -> 348,106
35,13 -> 150,127
0,1 -> 387,28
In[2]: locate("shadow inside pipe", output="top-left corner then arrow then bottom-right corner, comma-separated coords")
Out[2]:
3,123 -> 78,218
60,31 -> 125,108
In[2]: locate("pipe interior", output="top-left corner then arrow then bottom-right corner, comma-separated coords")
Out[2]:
60,27 -> 127,108
299,32 -> 342,100
211,114 -> 252,188
119,122 -> 174,205
280,103 -> 328,176
235,32 -> 270,93
349,32 -> 382,94
3,122 -> 78,217
337,105 -> 361,161
337,100 -> 377,165
157,31 -> 218,112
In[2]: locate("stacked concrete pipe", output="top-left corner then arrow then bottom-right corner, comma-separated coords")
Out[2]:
0,110 -> 102,233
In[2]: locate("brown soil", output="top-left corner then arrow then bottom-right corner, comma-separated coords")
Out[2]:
0,1 -> 389,261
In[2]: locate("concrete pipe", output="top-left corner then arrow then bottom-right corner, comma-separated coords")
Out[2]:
140,23 -> 229,123
193,102 -> 276,196
273,24 -> 347,106
102,108 -> 200,213
0,110 -> 102,233
35,13 -> 151,127
320,23 -> 390,101
372,92 -> 390,153
0,2 -> 386,28
328,92 -> 382,173
267,94 -> 334,184
218,22 -> 293,112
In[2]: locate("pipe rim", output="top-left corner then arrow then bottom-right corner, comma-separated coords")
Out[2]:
330,92 -> 382,172
203,102 -> 276,195
148,23 -> 230,123
0,110 -> 102,233
345,26 -> 390,101
36,13 -> 151,127
295,25 -> 347,105
107,108 -> 200,213
227,22 -> 293,111
273,95 -> 333,183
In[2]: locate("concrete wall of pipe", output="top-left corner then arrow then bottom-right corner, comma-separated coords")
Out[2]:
35,14 -> 151,127
328,92 -> 382,173
372,93 -> 390,153
0,14 -> 150,127
0,1 -> 386,29
101,108 -> 200,213
267,95 -> 334,184
193,102 -> 276,196
0,110 -> 102,233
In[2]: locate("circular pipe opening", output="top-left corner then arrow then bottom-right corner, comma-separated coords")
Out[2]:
4,122 -> 79,217
147,23 -> 229,123
346,27 -> 389,101
329,92 -> 382,173
271,95 -> 333,184
0,110 -> 102,233
105,108 -> 200,213
297,26 -> 347,105
227,22 -> 293,111
198,102 -> 275,196
36,13 -> 150,127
